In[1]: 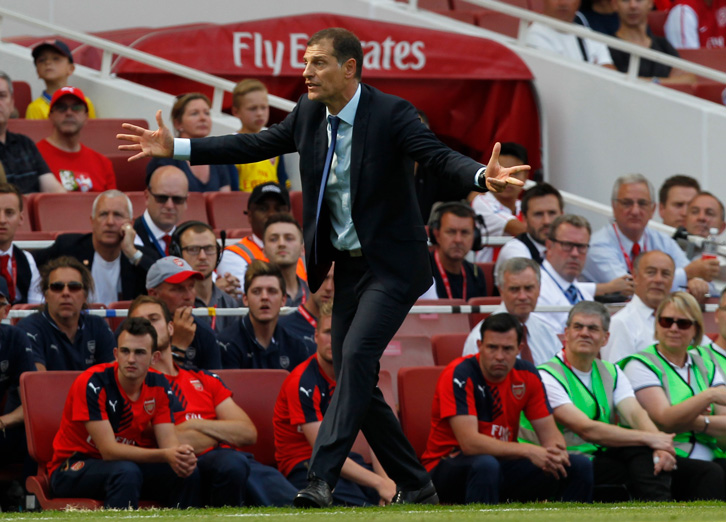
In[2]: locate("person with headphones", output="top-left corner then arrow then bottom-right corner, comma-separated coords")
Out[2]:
426,201 -> 488,300
171,221 -> 239,333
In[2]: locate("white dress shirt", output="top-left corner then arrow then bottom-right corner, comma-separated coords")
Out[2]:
471,192 -> 521,263
0,245 -> 42,304
462,304 -> 562,365
534,259 -> 595,334
494,234 -> 546,285
525,21 -> 613,65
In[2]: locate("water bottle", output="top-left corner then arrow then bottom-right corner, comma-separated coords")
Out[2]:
702,227 -> 719,260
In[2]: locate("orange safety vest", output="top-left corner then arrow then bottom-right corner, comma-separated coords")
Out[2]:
225,236 -> 307,281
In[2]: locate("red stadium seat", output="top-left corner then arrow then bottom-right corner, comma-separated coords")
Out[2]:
475,262 -> 496,297
205,191 -> 251,229
381,335 -> 436,398
468,296 -> 502,329
678,48 -> 726,73
396,299 -> 470,337
9,303 -> 40,326
110,154 -> 150,192
648,10 -> 668,38
214,369 -> 288,467
12,81 -> 32,118
20,371 -> 162,510
289,190 -> 303,227
126,191 -> 147,219
431,9 -> 477,23
222,227 -> 252,239
184,192 -> 209,224
476,11 -> 522,37
33,193 -> 97,232
397,0 -> 452,9
431,332 -> 469,366
106,300 -> 131,331
398,366 -> 444,458
19,194 -> 33,233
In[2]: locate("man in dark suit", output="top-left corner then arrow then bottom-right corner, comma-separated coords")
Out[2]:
34,190 -> 156,304
118,27 -> 527,507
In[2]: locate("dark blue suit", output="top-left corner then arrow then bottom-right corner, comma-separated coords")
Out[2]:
190,83 -> 484,490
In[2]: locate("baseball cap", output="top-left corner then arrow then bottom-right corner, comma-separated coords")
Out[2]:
32,39 -> 74,64
248,182 -> 290,209
49,86 -> 88,112
146,256 -> 203,289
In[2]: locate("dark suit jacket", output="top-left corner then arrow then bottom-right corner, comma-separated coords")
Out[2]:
33,233 -> 156,301
191,84 -> 484,301
133,215 -> 164,261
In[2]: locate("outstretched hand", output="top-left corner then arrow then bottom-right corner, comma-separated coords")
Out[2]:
483,142 -> 530,193
117,110 -> 174,161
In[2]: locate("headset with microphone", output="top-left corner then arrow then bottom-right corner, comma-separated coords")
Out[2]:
169,220 -> 226,269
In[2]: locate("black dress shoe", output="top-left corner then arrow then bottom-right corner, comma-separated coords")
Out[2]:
392,480 -> 439,505
294,477 -> 333,508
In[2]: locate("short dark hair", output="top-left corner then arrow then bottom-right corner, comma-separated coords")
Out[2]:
0,183 -> 23,212
40,256 -> 94,303
119,317 -> 159,353
521,183 -> 563,216
479,313 -> 523,346
263,212 -> 303,239
308,28 -> 363,80
658,175 -> 700,205
244,259 -> 286,296
128,295 -> 172,324
499,142 -> 528,165
171,92 -> 211,134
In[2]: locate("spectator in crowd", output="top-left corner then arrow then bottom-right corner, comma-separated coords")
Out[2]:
34,190 -> 155,305
48,317 -> 200,509
664,0 -> 726,49
609,0 -> 697,83
147,93 -> 234,193
658,174 -> 700,229
495,183 -> 563,276
422,313 -> 593,504
279,264 -> 334,355
0,72 -> 65,194
0,277 -> 35,471
263,213 -> 310,307
274,302 -> 396,506
218,260 -> 308,371
17,256 -> 115,371
133,165 -> 189,261
525,301 -> 676,500
463,258 -> 561,365
231,79 -> 289,192
26,39 -> 96,120
0,182 -> 42,304
701,288 -> 726,379
602,251 -> 681,363
426,202 -> 487,300
621,292 -> 726,501
685,191 -> 725,239
36,86 -> 116,192
536,214 -> 633,333
146,256 -> 221,370
576,0 -> 619,35
525,0 -> 614,66
131,295 -> 297,507
583,174 -> 716,302
171,221 -> 239,333
217,182 -> 306,286
471,142 -> 529,263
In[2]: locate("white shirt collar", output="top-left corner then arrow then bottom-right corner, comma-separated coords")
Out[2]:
326,84 -> 361,125
542,259 -> 577,288
143,209 -> 175,240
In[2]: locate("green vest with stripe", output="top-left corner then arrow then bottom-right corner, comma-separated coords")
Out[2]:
696,344 -> 726,382
619,344 -> 719,459
519,355 -> 618,456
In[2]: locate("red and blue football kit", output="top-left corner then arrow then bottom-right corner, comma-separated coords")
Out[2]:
166,367 -> 231,427
421,354 -> 551,472
49,362 -> 174,477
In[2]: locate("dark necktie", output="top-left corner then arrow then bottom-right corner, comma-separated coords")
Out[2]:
519,323 -> 534,364
0,254 -> 15,303
565,284 -> 580,305
314,115 -> 340,261
161,234 -> 172,256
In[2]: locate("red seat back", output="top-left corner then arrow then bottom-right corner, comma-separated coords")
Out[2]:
184,192 -> 209,223
33,193 -> 97,232
431,332 -> 469,366
398,366 -> 444,458
204,192 -> 251,229
467,296 -> 502,329
396,299 -> 469,337
289,190 -> 303,227
107,300 -> 132,331
213,369 -> 288,467
12,81 -> 32,117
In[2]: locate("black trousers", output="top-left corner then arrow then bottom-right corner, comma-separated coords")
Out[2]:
592,446 -> 672,501
671,456 -> 726,501
308,254 -> 430,490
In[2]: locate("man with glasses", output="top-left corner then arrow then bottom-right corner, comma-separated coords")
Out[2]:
134,165 -> 189,261
584,174 -> 715,301
17,256 -> 115,371
536,214 -> 633,334
34,190 -> 156,305
174,221 -> 240,333
36,86 -> 116,192
0,71 -> 65,193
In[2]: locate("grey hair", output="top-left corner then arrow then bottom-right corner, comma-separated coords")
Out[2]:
496,257 -> 541,287
0,72 -> 13,96
611,173 -> 655,202
566,300 -> 611,332
548,214 -> 591,240
92,190 -> 133,219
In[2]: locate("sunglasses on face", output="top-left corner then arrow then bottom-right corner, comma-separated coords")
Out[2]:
48,281 -> 84,293
149,191 -> 188,205
52,103 -> 86,113
657,316 -> 694,330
